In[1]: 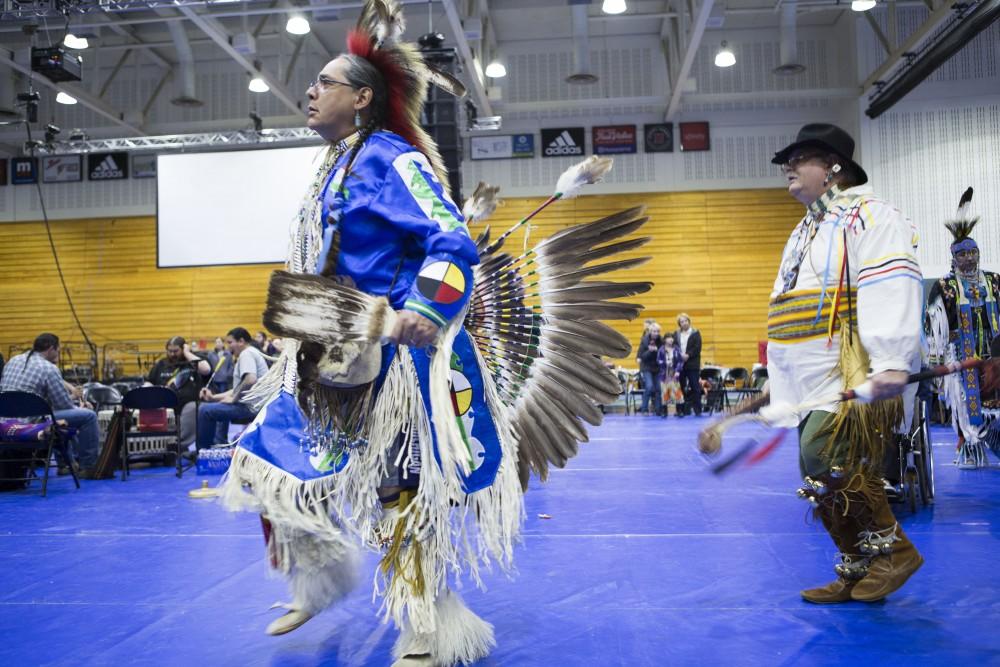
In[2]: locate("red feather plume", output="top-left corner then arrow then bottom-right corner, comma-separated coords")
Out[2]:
346,29 -> 421,153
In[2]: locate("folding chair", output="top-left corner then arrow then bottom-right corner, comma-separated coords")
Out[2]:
84,383 -> 123,412
700,368 -> 725,415
0,391 -> 80,496
119,386 -> 180,480
724,367 -> 750,389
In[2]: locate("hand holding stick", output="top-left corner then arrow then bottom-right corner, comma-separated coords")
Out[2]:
697,358 -> 987,458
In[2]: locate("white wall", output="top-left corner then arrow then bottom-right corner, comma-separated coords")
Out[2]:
857,8 -> 1000,277
462,22 -> 857,197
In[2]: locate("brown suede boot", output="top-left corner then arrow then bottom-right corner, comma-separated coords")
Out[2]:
799,476 -> 867,604
801,555 -> 866,604
850,485 -> 923,602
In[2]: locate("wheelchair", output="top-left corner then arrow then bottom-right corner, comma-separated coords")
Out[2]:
884,392 -> 935,513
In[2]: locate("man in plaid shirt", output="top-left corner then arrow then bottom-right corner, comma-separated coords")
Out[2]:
1,333 -> 100,473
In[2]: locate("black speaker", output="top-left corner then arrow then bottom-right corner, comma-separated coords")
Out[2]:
419,46 -> 462,203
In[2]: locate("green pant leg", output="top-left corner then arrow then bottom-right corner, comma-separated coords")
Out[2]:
797,409 -> 851,479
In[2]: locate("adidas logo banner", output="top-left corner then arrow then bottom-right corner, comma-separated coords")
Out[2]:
540,127 -> 585,158
88,152 -> 129,180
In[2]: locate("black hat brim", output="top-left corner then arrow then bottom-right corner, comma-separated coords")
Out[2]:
771,138 -> 868,185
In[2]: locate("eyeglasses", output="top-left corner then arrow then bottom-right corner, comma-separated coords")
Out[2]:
308,74 -> 355,92
780,152 -> 827,174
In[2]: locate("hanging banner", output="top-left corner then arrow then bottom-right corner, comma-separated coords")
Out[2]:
541,127 -> 585,157
471,135 -> 512,160
11,157 -> 38,185
644,123 -> 674,153
471,133 -> 535,160
593,125 -> 637,155
42,155 -> 83,183
679,122 -> 711,151
88,152 -> 129,180
133,154 -> 157,178
510,133 -> 534,158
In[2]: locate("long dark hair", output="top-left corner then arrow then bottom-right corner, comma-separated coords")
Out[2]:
25,332 -> 59,366
336,54 -> 387,190
341,54 -> 387,127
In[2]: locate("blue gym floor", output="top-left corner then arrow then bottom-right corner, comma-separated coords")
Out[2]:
2,415 -> 999,666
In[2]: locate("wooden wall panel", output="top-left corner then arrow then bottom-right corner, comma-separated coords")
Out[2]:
0,189 -> 802,375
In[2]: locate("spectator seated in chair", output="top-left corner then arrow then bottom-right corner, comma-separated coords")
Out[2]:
0,333 -> 100,477
145,336 -> 211,451
196,327 -> 268,449
206,337 -> 235,395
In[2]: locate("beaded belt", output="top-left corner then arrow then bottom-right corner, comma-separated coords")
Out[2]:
767,289 -> 856,343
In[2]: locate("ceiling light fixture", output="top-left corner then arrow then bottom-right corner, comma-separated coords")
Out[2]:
285,15 -> 311,35
484,60 -> 507,78
714,41 -> 736,67
851,0 -> 877,11
248,77 -> 270,93
56,92 -> 78,105
602,0 -> 627,15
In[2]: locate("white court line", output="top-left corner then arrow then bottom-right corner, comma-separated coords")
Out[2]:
0,532 -> 259,539
519,530 -> 988,538
0,529 -> 983,539
589,437 -> 663,442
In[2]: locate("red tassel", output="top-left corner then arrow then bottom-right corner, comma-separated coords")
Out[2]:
745,430 -> 788,466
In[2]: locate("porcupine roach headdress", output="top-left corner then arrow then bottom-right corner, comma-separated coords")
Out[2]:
946,187 -> 979,255
348,0 -> 466,196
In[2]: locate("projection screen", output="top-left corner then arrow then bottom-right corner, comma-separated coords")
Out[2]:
157,145 -> 326,267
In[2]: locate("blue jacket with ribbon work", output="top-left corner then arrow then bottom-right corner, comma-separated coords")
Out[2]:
319,130 -> 477,326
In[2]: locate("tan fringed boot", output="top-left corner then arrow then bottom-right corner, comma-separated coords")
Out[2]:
850,480 -> 923,602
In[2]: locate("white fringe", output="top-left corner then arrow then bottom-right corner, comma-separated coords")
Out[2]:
331,351 -> 413,540
376,350 -> 448,634
428,305 -> 475,487
223,304 -> 522,638
464,342 -> 524,570
376,336 -> 523,636
392,589 -> 495,667
927,297 -> 989,465
218,447 -> 352,540
244,339 -> 300,412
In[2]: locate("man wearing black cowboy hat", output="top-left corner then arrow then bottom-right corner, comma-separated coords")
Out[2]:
764,123 -> 925,603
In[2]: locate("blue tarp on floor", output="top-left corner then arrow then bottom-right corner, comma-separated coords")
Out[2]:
1,415 -> 998,666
